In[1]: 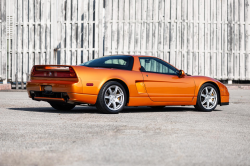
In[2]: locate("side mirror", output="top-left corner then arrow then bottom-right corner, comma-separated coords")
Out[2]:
178,70 -> 185,78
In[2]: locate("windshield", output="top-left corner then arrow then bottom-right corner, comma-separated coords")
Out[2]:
79,55 -> 134,70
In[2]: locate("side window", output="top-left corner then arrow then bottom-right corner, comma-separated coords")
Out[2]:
81,55 -> 134,70
104,59 -> 127,65
139,57 -> 178,75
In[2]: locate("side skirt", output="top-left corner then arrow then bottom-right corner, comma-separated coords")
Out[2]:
127,97 -> 197,106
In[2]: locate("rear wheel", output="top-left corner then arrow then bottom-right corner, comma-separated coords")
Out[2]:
49,102 -> 75,111
194,83 -> 218,112
96,81 -> 127,114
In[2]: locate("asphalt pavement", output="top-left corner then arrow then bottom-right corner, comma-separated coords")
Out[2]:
0,90 -> 250,166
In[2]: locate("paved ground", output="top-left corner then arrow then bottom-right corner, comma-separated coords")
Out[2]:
0,90 -> 250,166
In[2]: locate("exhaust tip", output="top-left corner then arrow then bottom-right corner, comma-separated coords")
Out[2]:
62,93 -> 69,103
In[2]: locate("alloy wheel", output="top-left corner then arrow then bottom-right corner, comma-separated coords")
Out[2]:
200,86 -> 218,109
104,85 -> 124,111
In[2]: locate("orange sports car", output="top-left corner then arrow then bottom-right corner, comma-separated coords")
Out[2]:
26,55 -> 229,113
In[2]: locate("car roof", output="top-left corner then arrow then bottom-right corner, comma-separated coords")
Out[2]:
106,54 -> 154,58
98,55 -> 179,70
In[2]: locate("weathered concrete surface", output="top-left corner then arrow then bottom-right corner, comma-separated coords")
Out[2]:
0,90 -> 250,166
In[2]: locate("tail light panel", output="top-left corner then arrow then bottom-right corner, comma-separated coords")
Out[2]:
31,66 -> 77,78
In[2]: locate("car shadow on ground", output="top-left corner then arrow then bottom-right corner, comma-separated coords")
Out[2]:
8,106 -> 100,114
122,106 -> 222,113
8,106 -> 222,114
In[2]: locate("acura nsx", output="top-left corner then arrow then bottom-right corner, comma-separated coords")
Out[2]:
26,55 -> 229,113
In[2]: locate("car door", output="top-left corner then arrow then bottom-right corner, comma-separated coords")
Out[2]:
139,57 -> 195,102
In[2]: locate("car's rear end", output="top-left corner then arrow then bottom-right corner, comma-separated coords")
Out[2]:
26,65 -> 97,106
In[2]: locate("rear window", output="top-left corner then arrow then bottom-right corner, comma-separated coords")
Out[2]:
79,55 -> 134,70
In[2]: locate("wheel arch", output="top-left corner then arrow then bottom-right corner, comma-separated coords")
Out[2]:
100,78 -> 130,105
200,81 -> 221,104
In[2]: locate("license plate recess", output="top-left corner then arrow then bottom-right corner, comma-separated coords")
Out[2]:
41,85 -> 52,92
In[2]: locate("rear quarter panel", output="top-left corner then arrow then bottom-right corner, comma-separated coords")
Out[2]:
73,66 -> 146,97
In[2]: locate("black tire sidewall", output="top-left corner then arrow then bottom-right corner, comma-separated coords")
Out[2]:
97,81 -> 127,114
196,83 -> 219,112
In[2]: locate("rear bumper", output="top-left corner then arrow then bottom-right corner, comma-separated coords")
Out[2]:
29,90 -> 97,105
26,78 -> 83,98
27,78 -> 97,105
67,93 -> 97,105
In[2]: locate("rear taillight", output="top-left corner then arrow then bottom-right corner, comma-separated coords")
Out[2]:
31,67 -> 46,77
31,66 -> 77,78
31,67 -> 35,76
69,67 -> 76,77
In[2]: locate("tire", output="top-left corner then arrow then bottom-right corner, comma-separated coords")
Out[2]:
149,106 -> 165,109
49,102 -> 75,111
194,83 -> 219,112
96,81 -> 127,114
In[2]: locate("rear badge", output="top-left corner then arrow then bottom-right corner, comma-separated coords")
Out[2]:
49,72 -> 53,76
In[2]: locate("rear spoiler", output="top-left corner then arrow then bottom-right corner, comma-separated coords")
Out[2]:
31,65 -> 77,78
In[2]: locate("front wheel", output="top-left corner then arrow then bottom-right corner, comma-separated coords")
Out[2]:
194,83 -> 219,112
96,81 -> 127,114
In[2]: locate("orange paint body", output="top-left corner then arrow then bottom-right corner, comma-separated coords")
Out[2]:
26,55 -> 229,106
